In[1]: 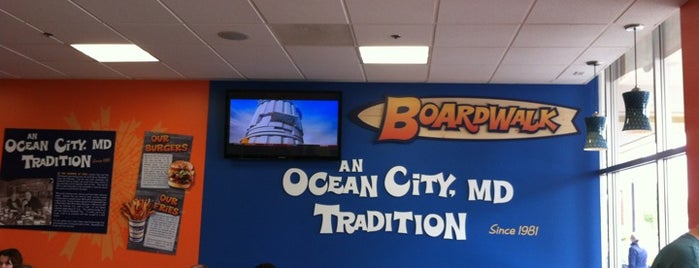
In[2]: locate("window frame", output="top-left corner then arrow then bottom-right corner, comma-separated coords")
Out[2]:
598,12 -> 686,268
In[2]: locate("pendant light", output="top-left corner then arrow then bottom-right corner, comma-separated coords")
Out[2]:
584,112 -> 607,151
621,24 -> 652,133
583,61 -> 607,151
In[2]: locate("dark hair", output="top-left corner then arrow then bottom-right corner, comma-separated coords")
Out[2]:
0,248 -> 23,267
256,263 -> 276,268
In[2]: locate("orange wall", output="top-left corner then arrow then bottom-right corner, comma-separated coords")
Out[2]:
0,80 -> 208,267
681,2 -> 699,228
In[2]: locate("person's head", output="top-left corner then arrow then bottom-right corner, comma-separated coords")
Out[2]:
10,193 -> 17,200
23,191 -> 31,200
630,233 -> 639,243
0,248 -> 23,268
256,263 -> 276,268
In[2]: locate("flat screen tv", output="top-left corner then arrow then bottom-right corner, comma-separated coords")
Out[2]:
225,90 -> 342,160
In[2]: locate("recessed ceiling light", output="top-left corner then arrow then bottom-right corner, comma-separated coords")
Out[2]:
71,44 -> 158,62
359,46 -> 429,64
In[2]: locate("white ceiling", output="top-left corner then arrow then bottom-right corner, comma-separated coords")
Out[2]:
0,0 -> 687,84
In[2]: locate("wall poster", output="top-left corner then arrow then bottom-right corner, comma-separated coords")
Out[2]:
124,131 -> 194,255
0,128 -> 116,233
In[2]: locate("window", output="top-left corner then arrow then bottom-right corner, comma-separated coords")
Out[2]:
599,12 -> 687,268
613,164 -> 659,265
661,15 -> 686,150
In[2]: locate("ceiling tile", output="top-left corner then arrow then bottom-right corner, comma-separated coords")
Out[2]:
0,47 -> 65,78
502,47 -> 584,65
363,64 -> 428,82
217,46 -> 290,66
346,0 -> 436,24
353,24 -> 433,46
431,47 -> 505,65
36,22 -> 127,44
428,64 -> 496,83
216,46 -> 302,80
592,23 -> 637,47
103,62 -> 183,79
286,46 -> 361,67
235,64 -> 303,80
0,12 -> 54,45
112,23 -> 203,47
286,46 -> 364,81
3,44 -> 92,61
513,25 -> 606,47
491,64 -> 567,84
161,0 -> 262,24
170,61 -> 242,79
146,45 -> 242,79
615,0 -> 687,29
72,0 -> 178,24
1,0 -> 95,23
438,0 -> 535,24
301,68 -> 366,82
252,0 -> 348,24
0,70 -> 18,79
1,4 -> 127,44
42,61 -> 126,79
575,47 -> 629,67
434,25 -> 517,47
270,24 -> 354,46
592,22 -> 658,49
190,24 -> 278,47
527,0 -> 634,24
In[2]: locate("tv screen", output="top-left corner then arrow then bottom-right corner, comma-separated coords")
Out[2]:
225,90 -> 342,160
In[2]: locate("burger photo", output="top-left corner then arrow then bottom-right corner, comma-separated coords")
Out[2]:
167,160 -> 195,189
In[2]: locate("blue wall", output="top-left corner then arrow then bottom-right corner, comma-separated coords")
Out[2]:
201,81 -> 601,268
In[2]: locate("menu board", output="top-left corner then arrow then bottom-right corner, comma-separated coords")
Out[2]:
124,131 -> 194,255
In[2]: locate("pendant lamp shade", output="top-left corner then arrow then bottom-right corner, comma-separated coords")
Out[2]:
584,113 -> 607,151
622,24 -> 652,133
622,88 -> 652,132
582,60 -> 607,151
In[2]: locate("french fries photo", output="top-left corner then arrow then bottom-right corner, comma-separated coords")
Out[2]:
121,198 -> 155,221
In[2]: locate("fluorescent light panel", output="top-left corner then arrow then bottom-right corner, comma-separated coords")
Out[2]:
359,46 -> 429,64
71,44 -> 158,62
